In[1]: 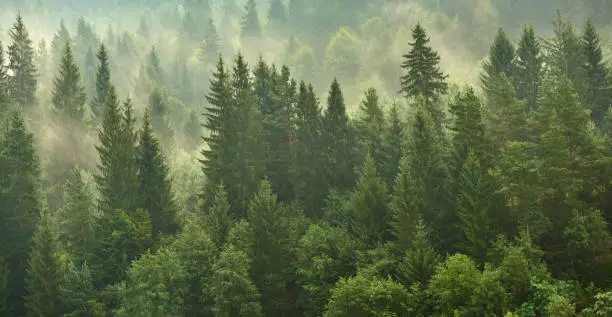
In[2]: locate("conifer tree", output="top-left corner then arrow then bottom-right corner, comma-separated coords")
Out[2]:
580,17 -> 611,125
400,23 -> 448,103
397,219 -> 440,285
355,88 -> 386,173
293,81 -> 325,216
241,0 -> 262,39
322,78 -> 357,190
146,47 -> 164,88
136,109 -> 179,242
8,13 -> 38,109
58,168 -> 96,266
449,86 -> 490,167
0,43 -> 10,114
212,245 -> 263,317
90,44 -> 111,121
514,24 -> 542,112
202,183 -> 232,248
60,262 -> 104,317
267,0 -> 287,32
381,103 -> 405,187
481,27 -> 516,99
52,43 -> 86,121
199,17 -> 220,67
95,86 -> 138,214
487,74 -> 528,152
147,88 -> 174,146
24,208 -> 61,317
51,19 -> 72,62
346,154 -> 391,245
390,156 -> 422,252
0,111 -> 42,317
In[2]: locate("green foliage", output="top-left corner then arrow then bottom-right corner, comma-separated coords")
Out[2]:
8,13 -> 38,109
201,184 -> 232,248
136,109 -> 179,242
241,0 -> 262,39
90,44 -> 111,121
0,110 -> 42,317
58,168 -> 97,266
481,27 -> 516,98
400,23 -> 448,103
60,262 -> 104,317
397,219 -> 440,286
324,28 -> 361,81
323,274 -> 411,317
514,24 -> 542,112
52,43 -> 86,121
24,208 -> 62,317
582,291 -> 612,316
580,18 -> 611,125
296,223 -> 359,316
212,245 -> 262,317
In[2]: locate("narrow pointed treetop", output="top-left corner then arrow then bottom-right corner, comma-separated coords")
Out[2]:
400,22 -> 448,103
580,17 -> 611,125
241,0 -> 262,39
52,43 -> 86,121
481,27 -> 516,98
8,13 -> 38,109
91,44 -> 111,120
514,24 -> 542,111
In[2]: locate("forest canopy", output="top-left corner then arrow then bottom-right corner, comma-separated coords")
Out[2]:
1,0 -> 612,316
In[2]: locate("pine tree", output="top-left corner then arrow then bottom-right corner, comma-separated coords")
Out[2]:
202,183 -> 232,248
449,86 -> 490,167
146,47 -> 164,88
8,13 -> 38,109
580,17 -> 611,125
60,262 -> 104,317
322,78 -> 357,191
346,154 -> 391,246
90,44 -> 111,121
199,17 -> 221,66
212,245 -> 262,317
24,208 -> 61,317
52,43 -> 86,121
147,88 -> 174,146
481,27 -> 516,99
241,0 -> 262,39
355,88 -> 386,174
0,111 -> 42,317
514,24 -> 542,112
381,104 -> 405,187
51,19 -> 72,62
487,73 -> 528,152
400,23 -> 448,103
397,219 -> 440,285
136,109 -> 179,242
58,168 -> 96,266
94,86 -> 138,215
293,81 -> 325,216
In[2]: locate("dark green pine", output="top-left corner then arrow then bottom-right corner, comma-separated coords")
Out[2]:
400,22 -> 448,103
24,208 -> 61,317
241,0 -> 262,39
0,110 -> 42,317
8,13 -> 38,109
51,43 -> 86,121
481,27 -> 516,99
514,24 -> 542,112
136,108 -> 179,242
90,44 -> 111,121
581,17 -> 611,125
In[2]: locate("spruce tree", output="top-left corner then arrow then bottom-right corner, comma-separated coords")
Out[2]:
51,19 -> 72,63
59,262 -> 104,317
481,27 -> 516,100
293,81 -> 325,216
94,86 -> 138,214
147,88 -> 174,146
397,219 -> 440,285
580,17 -> 611,125
241,0 -> 262,39
146,47 -> 164,88
514,24 -> 542,112
487,73 -> 528,152
322,78 -> 357,191
58,168 -> 96,266
90,44 -> 111,121
8,13 -> 38,109
0,43 -> 10,114
355,88 -> 386,174
51,43 -> 86,121
381,104 -> 405,187
136,109 -> 179,242
448,86 -> 490,167
199,17 -> 220,66
0,111 -> 42,317
400,22 -> 448,103
202,183 -> 232,248
24,208 -> 61,317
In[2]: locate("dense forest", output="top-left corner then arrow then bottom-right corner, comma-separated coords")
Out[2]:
1,0 -> 612,316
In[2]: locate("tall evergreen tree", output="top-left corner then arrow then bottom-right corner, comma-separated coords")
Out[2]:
202,183 -> 232,248
381,104 -> 405,187
147,88 -> 174,146
293,81 -> 325,216
397,219 -> 440,285
199,17 -> 220,66
0,43 -> 10,114
94,86 -> 138,215
322,78 -> 357,191
486,73 -> 528,152
136,109 -> 179,242
355,88 -> 386,174
59,262 -> 104,317
481,27 -> 516,100
241,0 -> 262,39
24,208 -> 61,317
448,86 -> 490,167
90,44 -> 111,121
58,168 -> 96,266
51,19 -> 72,63
8,13 -> 38,109
0,111 -> 42,317
400,23 -> 448,103
51,43 -> 86,121
580,17 -> 611,125
146,47 -> 164,88
514,24 -> 542,112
